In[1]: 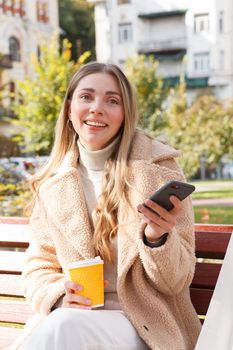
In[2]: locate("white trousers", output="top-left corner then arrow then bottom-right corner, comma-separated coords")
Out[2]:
22,308 -> 148,350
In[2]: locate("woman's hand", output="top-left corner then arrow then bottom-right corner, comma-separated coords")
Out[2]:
137,195 -> 182,243
62,280 -> 109,309
62,281 -> 92,309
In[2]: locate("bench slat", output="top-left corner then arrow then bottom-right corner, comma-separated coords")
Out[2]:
0,217 -> 28,225
0,251 -> 25,274
195,224 -> 233,233
191,262 -> 222,289
190,288 -> 213,315
0,300 -> 34,324
0,274 -> 23,297
0,327 -> 24,350
195,231 -> 231,259
0,226 -> 29,248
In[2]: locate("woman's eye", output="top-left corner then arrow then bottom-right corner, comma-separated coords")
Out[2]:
108,98 -> 119,105
80,94 -> 91,101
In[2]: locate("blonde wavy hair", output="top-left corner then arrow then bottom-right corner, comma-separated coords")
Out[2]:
29,62 -> 138,262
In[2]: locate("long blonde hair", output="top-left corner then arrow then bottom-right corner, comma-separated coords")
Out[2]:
29,62 -> 138,262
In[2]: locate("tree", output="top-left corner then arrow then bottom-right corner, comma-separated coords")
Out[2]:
165,82 -> 231,177
220,101 -> 233,159
59,0 -> 95,61
124,55 -> 168,135
12,39 -> 90,154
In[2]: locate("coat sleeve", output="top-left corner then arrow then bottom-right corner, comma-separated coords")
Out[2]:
21,195 -> 66,315
136,159 -> 196,296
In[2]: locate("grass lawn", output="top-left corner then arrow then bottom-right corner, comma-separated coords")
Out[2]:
192,189 -> 233,199
191,180 -> 232,185
194,206 -> 233,224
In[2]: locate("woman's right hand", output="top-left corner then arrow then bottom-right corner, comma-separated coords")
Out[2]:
62,281 -> 92,309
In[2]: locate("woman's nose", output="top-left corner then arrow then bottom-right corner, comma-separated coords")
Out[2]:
89,99 -> 103,115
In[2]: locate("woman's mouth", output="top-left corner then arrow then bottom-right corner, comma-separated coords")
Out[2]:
84,120 -> 107,127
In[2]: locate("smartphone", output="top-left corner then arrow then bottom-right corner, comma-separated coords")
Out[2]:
147,180 -> 195,211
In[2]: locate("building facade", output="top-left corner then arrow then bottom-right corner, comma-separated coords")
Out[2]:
0,0 -> 59,96
90,0 -> 233,101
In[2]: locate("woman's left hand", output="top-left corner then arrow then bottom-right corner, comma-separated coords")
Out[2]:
137,195 -> 182,243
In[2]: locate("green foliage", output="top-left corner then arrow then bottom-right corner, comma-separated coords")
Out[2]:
0,181 -> 31,216
12,39 -> 90,155
0,133 -> 20,157
59,0 -> 95,61
220,101 -> 233,159
125,55 -> 168,135
164,80 -> 233,177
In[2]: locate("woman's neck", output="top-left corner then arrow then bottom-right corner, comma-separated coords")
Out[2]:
78,136 -> 120,171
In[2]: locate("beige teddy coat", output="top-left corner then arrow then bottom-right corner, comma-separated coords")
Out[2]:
10,130 -> 201,350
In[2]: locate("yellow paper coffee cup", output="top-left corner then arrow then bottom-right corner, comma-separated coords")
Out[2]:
68,256 -> 104,308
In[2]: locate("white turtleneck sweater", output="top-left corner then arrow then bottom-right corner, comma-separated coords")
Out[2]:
77,138 -> 121,310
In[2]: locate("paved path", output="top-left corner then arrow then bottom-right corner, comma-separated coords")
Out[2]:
192,198 -> 233,207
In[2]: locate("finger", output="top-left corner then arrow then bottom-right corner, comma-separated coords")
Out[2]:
64,303 -> 92,310
62,298 -> 92,310
144,200 -> 176,224
143,214 -> 173,232
64,292 -> 92,306
64,280 -> 83,294
68,304 -> 92,310
138,203 -> 175,229
169,196 -> 182,215
104,280 -> 109,289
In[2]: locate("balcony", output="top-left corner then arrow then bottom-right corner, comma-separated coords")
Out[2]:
138,9 -> 187,20
163,76 -> 209,88
138,37 -> 187,54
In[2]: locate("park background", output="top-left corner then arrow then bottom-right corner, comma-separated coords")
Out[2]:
0,0 -> 232,224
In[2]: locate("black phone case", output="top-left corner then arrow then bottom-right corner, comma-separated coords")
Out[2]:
149,180 -> 195,211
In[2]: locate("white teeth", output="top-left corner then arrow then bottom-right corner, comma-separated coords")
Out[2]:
85,121 -> 106,127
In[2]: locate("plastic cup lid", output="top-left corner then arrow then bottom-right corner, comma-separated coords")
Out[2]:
68,256 -> 103,269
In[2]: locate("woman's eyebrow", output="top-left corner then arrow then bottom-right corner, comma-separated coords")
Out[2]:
79,88 -> 121,96
106,91 -> 121,96
79,88 -> 94,92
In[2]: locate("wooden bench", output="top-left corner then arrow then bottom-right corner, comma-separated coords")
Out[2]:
0,216 -> 233,349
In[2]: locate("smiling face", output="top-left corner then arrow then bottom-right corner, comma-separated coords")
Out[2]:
69,72 -> 124,151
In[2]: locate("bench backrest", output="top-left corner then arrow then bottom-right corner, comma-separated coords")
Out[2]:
0,217 -> 233,344
190,223 -> 233,320
0,217 -> 32,325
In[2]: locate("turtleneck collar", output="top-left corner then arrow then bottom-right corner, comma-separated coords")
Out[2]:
77,135 -> 120,171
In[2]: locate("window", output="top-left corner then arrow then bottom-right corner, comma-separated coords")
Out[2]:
9,37 -> 21,62
118,23 -> 132,43
219,11 -> 224,33
117,0 -> 130,4
194,52 -> 210,73
194,13 -> 210,33
0,0 -> 25,17
0,0 -> 4,14
36,0 -> 49,23
219,50 -> 225,70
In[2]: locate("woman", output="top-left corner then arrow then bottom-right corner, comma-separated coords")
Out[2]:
12,62 -> 201,350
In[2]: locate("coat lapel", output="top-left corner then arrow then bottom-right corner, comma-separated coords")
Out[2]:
45,146 -> 96,261
117,130 -> 181,277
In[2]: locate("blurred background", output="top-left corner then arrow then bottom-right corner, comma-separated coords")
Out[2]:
0,0 -> 232,223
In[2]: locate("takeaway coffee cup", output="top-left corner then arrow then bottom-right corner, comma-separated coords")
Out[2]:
68,256 -> 104,308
